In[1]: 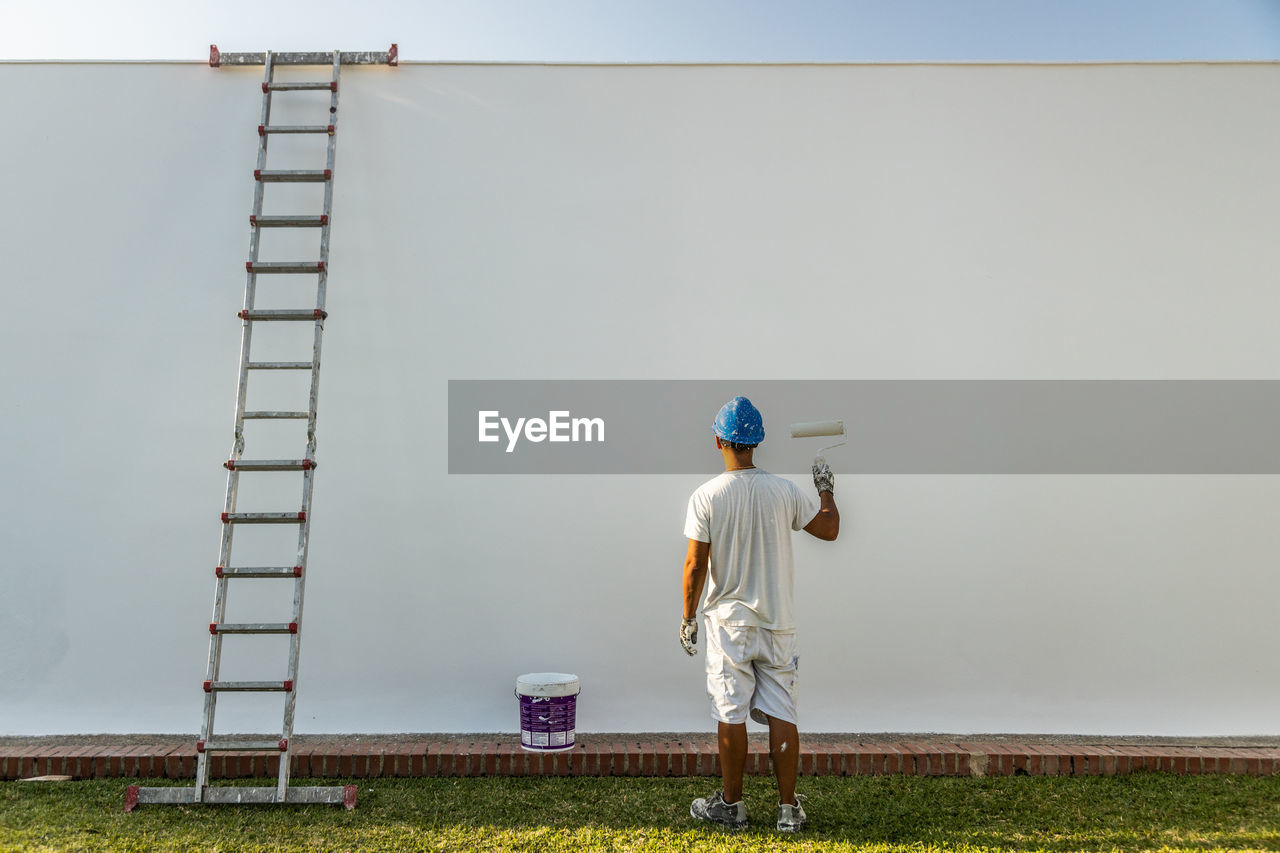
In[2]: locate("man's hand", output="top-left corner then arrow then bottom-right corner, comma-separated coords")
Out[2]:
680,618 -> 699,656
812,455 -> 835,494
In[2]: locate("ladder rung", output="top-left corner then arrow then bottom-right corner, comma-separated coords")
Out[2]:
241,411 -> 310,419
224,459 -> 315,471
247,361 -> 313,370
238,309 -> 328,321
210,622 -> 298,635
246,261 -> 326,274
220,511 -> 307,524
254,169 -> 331,183
250,215 -> 328,228
216,566 -> 303,579
264,80 -> 338,92
197,739 -> 289,753
203,680 -> 294,693
259,124 -> 335,136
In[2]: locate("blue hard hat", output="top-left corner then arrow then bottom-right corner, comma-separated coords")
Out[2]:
713,396 -> 765,445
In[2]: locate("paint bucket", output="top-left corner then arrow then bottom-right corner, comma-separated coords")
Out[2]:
515,672 -> 580,752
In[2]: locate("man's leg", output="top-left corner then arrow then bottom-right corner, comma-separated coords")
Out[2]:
767,715 -> 799,806
691,621 -> 750,831
705,619 -> 753,805
753,629 -> 801,807
717,721 -> 748,803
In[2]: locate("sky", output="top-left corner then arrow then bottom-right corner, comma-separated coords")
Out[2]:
4,0 -> 1280,62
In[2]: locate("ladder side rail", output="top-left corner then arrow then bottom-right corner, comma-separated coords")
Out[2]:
311,48 -> 340,448
236,47 -> 276,443
231,47 -> 276,462
199,50 -> 277,800
317,47 -> 341,298
277,462 -> 314,796
195,570 -> 225,797
278,49 -> 342,801
279,461 -> 319,796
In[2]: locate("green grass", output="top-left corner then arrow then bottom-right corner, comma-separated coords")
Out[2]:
3,774 -> 1279,852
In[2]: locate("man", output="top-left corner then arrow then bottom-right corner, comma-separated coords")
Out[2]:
680,395 -> 839,833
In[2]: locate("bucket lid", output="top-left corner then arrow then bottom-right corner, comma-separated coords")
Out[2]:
516,672 -> 580,697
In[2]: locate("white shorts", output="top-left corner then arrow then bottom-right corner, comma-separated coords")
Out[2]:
704,618 -> 799,726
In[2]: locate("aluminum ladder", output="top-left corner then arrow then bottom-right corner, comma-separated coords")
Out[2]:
128,45 -> 397,811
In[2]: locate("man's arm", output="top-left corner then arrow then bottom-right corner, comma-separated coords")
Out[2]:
679,539 -> 710,656
682,538 -> 710,618
804,491 -> 840,541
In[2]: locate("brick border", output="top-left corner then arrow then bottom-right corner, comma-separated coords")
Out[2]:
3,740 -> 1278,780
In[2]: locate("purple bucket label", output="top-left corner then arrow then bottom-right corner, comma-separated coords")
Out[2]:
516,678 -> 579,752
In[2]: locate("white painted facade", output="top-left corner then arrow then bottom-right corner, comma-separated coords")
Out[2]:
2,61 -> 1278,735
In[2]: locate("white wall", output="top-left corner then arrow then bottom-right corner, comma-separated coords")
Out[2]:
2,61 -> 1279,735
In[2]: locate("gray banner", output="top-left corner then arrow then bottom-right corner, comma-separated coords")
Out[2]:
447,380 -> 1280,474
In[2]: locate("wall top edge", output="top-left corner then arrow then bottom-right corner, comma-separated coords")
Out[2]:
1,58 -> 1278,68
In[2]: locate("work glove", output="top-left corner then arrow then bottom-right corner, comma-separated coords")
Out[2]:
812,455 -> 835,494
680,618 -> 698,656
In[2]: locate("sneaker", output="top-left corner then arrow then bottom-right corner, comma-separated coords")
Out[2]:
690,790 -> 748,830
777,794 -> 807,832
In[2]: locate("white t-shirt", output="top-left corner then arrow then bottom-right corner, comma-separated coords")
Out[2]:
683,467 -> 820,631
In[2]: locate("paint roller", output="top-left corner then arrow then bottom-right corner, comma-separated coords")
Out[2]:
789,419 -> 847,455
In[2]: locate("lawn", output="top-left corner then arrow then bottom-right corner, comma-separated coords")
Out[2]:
2,773 -> 1279,851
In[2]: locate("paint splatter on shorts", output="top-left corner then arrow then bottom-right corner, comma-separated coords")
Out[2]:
704,618 -> 799,725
